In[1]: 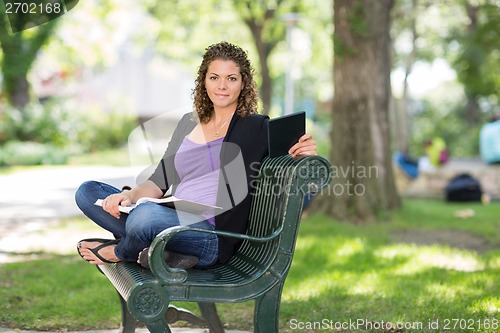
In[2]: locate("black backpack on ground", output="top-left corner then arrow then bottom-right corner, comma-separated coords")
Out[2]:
445,173 -> 482,202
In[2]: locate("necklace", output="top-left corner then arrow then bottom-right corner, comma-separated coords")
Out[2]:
213,112 -> 234,137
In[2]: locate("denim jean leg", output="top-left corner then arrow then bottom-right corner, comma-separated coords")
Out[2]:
74,180 -> 127,239
116,203 -> 218,265
116,203 -> 186,262
167,220 -> 218,267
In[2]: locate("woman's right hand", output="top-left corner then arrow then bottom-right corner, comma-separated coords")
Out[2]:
102,192 -> 132,219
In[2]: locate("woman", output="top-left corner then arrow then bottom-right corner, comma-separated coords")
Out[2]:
76,41 -> 316,268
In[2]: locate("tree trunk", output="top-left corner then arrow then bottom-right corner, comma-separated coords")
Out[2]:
0,11 -> 57,109
313,0 -> 400,222
247,21 -> 273,115
463,1 -> 480,125
232,0 -> 287,116
1,45 -> 31,109
398,0 -> 419,153
9,76 -> 30,109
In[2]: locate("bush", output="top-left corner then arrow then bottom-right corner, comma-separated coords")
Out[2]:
0,99 -> 138,165
0,102 -> 67,146
0,141 -> 68,166
74,105 -> 138,152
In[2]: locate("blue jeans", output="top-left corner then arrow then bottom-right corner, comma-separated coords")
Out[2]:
74,181 -> 218,266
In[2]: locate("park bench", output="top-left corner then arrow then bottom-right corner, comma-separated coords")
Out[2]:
98,154 -> 332,333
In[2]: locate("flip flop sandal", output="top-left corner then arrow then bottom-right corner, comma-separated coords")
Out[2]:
77,238 -> 115,259
138,247 -> 199,269
77,238 -> 116,248
78,239 -> 120,264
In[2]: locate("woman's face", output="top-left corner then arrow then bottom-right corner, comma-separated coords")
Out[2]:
205,59 -> 243,113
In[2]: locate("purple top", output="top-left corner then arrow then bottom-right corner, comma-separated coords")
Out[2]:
173,136 -> 224,225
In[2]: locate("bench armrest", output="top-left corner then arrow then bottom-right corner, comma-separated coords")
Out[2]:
147,225 -> 283,283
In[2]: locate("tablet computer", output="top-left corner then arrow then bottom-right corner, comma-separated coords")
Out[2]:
268,111 -> 306,158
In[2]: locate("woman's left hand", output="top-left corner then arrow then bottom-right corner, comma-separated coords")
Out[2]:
289,133 -> 317,158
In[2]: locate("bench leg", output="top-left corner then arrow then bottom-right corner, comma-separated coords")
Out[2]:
144,318 -> 172,333
198,302 -> 225,333
117,291 -> 138,333
166,304 -> 206,326
254,283 -> 284,333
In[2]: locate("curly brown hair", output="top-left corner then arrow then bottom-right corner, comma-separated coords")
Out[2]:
192,41 -> 259,124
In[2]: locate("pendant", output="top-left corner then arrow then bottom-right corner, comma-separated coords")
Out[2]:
214,131 -> 220,137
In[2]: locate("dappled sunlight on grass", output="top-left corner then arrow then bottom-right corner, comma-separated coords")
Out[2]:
1,199 -> 498,332
285,235 -> 346,300
470,297 -> 500,316
423,249 -> 485,272
280,203 -> 499,332
336,237 -> 366,257
425,282 -> 470,300
282,272 -> 339,301
488,255 -> 500,269
378,244 -> 486,274
286,232 -> 397,302
348,272 -> 382,296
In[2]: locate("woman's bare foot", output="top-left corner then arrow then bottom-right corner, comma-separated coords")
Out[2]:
78,240 -> 121,265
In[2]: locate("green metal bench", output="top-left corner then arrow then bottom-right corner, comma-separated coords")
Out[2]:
98,154 -> 332,333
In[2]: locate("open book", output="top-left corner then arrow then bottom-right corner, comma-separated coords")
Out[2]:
94,196 -> 223,215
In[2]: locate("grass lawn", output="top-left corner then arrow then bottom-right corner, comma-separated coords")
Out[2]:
0,199 -> 498,332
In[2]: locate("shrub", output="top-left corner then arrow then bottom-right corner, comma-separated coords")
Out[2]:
0,141 -> 68,166
73,104 -> 138,152
0,99 -> 138,165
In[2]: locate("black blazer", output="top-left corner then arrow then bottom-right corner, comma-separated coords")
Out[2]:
148,112 -> 270,263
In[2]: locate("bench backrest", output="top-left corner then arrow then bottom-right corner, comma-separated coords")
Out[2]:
228,155 -> 331,276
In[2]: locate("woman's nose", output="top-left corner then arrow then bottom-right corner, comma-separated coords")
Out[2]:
218,80 -> 227,89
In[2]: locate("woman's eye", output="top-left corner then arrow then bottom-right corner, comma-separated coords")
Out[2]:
210,76 -> 218,80
229,77 -> 237,81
